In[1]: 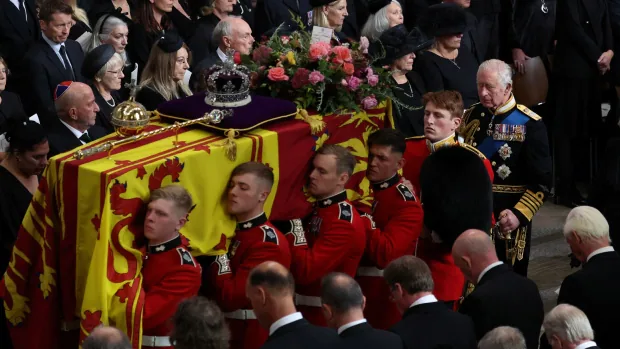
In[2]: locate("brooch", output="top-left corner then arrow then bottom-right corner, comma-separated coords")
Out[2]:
496,164 -> 512,180
498,143 -> 512,160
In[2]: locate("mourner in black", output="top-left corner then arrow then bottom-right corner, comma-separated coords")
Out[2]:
468,0 -> 499,60
0,0 -> 40,97
543,304 -> 603,349
320,273 -> 403,349
460,59 -> 552,276
188,0 -> 235,66
539,207 -> 620,349
588,139 -> 620,248
385,256 -> 477,349
444,0 -> 485,64
453,230 -> 544,349
27,0 -> 85,127
0,59 -> 27,135
262,0 -> 312,37
247,262 -> 340,349
416,3 -> 479,108
551,0 -> 614,207
308,0 -> 355,44
373,25 -> 432,137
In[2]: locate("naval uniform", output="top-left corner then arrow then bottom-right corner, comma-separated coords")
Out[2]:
460,94 -> 552,276
357,174 -> 424,330
402,134 -> 495,305
142,235 -> 202,348
281,191 -> 366,326
207,213 -> 291,349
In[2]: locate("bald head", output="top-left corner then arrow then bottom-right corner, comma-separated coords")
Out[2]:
213,16 -> 254,55
321,272 -> 364,313
248,261 -> 295,297
83,326 -> 131,349
54,82 -> 99,131
452,229 -> 499,283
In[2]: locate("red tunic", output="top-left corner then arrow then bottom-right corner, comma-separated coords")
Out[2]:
209,213 -> 291,349
357,175 -> 424,329
402,135 -> 494,302
142,236 -> 202,349
286,191 -> 366,326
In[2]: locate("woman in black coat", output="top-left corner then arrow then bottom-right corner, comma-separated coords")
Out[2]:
0,58 -> 27,135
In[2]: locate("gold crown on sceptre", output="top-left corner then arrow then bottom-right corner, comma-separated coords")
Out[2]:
111,82 -> 150,137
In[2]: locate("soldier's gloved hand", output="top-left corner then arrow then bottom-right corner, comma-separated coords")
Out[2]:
271,219 -> 303,235
569,253 -> 582,268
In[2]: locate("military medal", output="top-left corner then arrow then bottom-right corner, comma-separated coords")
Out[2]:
496,164 -> 512,180
498,143 -> 512,160
493,124 -> 527,142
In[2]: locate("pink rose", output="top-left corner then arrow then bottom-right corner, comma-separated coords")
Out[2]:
308,70 -> 325,85
252,45 -> 273,64
281,35 -> 290,44
309,42 -> 331,61
367,74 -> 379,87
359,36 -> 369,54
346,76 -> 362,91
341,79 -> 348,87
267,67 -> 289,81
361,95 -> 378,109
292,68 -> 311,89
366,67 -> 374,76
331,46 -> 353,64
343,63 -> 355,75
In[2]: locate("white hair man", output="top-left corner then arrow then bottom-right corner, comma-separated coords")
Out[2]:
478,326 -> 526,349
543,304 -> 600,349
541,206 -> 620,349
459,59 -> 552,277
189,17 -> 255,92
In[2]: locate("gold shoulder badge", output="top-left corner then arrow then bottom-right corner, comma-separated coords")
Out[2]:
459,142 -> 487,160
517,105 -> 542,121
462,103 -> 479,123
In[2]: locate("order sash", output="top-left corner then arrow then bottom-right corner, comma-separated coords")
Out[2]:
477,110 -> 529,159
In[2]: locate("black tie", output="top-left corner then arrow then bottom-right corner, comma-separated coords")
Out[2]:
79,132 -> 92,143
19,0 -> 27,22
59,45 -> 75,80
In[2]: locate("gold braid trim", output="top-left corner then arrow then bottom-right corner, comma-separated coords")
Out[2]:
514,190 -> 544,221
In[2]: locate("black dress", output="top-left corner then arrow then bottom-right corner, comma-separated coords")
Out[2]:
92,85 -> 121,134
135,85 -> 189,111
391,73 -> 426,137
414,49 -> 480,108
0,91 -> 27,134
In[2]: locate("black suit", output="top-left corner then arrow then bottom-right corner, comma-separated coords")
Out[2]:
540,251 -> 620,349
339,322 -> 403,349
188,14 -> 220,68
263,0 -> 312,34
261,318 -> 340,349
190,51 -> 223,92
458,264 -> 544,349
0,0 -> 40,97
47,121 -> 107,158
26,38 -> 85,128
0,91 -> 27,134
391,301 -> 477,349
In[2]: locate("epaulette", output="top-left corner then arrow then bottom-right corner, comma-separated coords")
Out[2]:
177,247 -> 197,267
462,103 -> 480,124
260,225 -> 279,244
459,142 -> 487,160
338,202 -> 353,222
396,183 -> 417,201
516,104 -> 542,121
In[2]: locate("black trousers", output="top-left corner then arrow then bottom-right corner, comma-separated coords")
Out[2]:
494,222 -> 532,276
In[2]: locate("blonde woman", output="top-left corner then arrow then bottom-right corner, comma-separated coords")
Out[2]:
361,0 -> 403,42
63,0 -> 93,51
136,31 -> 192,111
310,0 -> 350,43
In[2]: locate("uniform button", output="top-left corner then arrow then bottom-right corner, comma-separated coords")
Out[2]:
473,142 -> 477,146
492,161 -> 496,166
481,112 -> 485,116
586,21 -> 590,24
476,127 -> 481,131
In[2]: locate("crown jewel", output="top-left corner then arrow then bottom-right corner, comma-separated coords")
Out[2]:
204,50 -> 252,108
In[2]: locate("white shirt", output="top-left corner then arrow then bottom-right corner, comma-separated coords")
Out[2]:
337,319 -> 367,335
586,246 -> 615,262
477,261 -> 504,284
9,0 -> 27,21
216,47 -> 228,62
269,312 -> 303,336
42,34 -> 73,71
59,119 -> 89,145
409,294 -> 438,308
575,340 -> 598,349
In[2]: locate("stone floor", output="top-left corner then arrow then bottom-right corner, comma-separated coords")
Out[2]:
529,203 -> 574,312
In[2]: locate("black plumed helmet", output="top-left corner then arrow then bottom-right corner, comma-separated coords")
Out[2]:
419,146 -> 493,246
419,2 -> 468,37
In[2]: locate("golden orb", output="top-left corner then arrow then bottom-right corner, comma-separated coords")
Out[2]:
111,97 -> 150,137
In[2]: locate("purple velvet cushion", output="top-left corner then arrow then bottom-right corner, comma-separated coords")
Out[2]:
157,94 -> 298,132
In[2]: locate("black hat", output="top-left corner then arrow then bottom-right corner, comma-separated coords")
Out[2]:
310,0 -> 334,8
420,2 -> 468,37
81,44 -> 116,80
420,146 -> 493,246
157,30 -> 184,53
368,0 -> 392,14
373,25 -> 433,65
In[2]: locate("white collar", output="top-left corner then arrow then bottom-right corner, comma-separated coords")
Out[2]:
42,33 -> 64,53
337,319 -> 367,335
216,47 -> 228,62
409,294 -> 438,308
575,340 -> 598,349
493,94 -> 516,115
586,246 -> 615,262
269,312 -> 303,336
477,261 -> 503,284
59,119 -> 88,143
